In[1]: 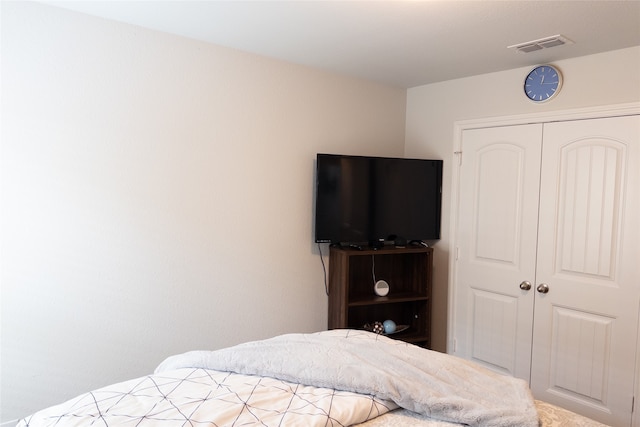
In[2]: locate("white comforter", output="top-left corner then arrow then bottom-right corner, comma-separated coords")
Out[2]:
157,329 -> 538,427
18,330 -> 539,427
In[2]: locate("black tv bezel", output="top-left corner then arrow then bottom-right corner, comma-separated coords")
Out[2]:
314,153 -> 443,246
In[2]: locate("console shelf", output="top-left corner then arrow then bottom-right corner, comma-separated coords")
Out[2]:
327,246 -> 433,348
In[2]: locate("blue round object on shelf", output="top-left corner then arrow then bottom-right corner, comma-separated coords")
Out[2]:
383,319 -> 396,334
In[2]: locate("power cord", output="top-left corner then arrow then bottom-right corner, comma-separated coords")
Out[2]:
318,243 -> 329,295
371,254 -> 377,286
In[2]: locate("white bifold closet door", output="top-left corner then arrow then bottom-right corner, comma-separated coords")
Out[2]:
453,115 -> 639,426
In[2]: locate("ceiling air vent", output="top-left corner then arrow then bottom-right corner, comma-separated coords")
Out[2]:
508,34 -> 574,53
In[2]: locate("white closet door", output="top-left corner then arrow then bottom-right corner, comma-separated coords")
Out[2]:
531,115 -> 640,426
453,124 -> 542,380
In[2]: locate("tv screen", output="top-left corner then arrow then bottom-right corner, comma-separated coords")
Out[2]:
314,153 -> 442,245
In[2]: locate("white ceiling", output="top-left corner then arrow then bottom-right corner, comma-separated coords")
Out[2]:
44,1 -> 640,88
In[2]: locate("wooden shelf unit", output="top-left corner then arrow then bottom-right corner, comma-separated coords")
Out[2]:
328,245 -> 433,348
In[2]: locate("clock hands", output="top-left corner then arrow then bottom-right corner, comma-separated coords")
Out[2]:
533,69 -> 558,84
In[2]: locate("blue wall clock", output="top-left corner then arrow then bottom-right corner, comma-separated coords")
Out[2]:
524,65 -> 562,102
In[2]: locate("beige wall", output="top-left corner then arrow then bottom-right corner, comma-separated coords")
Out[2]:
0,3 -> 406,423
405,46 -> 640,352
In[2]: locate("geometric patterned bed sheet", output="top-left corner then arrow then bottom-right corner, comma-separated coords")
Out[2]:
17,368 -> 397,427
16,361 -> 609,426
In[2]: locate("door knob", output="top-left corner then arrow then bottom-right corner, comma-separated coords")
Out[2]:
537,283 -> 550,294
519,281 -> 532,291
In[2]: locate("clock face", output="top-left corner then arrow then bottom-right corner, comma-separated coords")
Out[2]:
524,65 -> 562,102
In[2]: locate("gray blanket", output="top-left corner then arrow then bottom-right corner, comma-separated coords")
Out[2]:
156,329 -> 538,427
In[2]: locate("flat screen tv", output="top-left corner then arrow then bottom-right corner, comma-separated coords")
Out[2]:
314,153 -> 443,246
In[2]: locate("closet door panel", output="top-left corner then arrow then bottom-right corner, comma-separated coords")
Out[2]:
531,115 -> 640,427
453,124 -> 542,380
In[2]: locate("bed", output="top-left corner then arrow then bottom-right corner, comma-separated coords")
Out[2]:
17,329 -> 607,427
